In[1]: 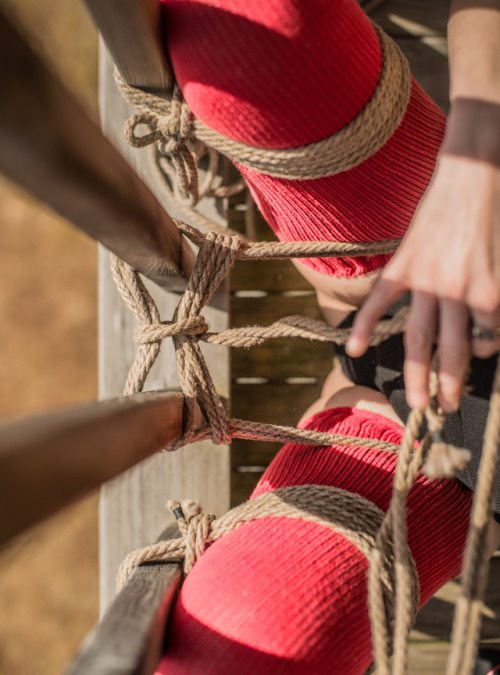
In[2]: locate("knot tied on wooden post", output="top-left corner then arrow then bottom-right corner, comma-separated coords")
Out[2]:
110,219 -> 414,452
111,228 -> 245,447
117,484 -> 420,648
117,70 -> 199,203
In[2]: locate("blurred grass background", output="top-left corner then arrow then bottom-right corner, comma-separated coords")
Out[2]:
0,1 -> 100,672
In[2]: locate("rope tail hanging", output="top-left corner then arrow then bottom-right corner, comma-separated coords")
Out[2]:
109,14 -> 500,674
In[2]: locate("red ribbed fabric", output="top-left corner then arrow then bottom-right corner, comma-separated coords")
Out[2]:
162,0 -> 446,277
156,407 -> 472,674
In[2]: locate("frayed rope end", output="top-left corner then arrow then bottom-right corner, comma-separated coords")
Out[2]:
423,440 -> 471,479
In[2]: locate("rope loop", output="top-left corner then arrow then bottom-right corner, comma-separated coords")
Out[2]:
134,316 -> 209,344
118,485 -> 420,635
421,359 -> 472,479
116,26 -> 411,181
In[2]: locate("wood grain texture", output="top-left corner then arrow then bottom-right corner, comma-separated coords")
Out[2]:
67,523 -> 181,675
83,0 -> 172,91
231,382 -> 321,426
231,339 -> 333,380
0,8 -> 192,290
0,392 -> 187,546
230,294 -> 323,327
230,259 -> 314,292
98,45 -> 230,612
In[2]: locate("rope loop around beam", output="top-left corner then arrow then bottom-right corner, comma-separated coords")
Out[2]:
117,483 -> 421,657
116,25 -> 411,181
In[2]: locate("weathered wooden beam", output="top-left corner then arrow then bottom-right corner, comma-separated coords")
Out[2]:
67,523 -> 182,675
0,8 -> 194,290
82,0 -> 173,91
0,391 -> 191,546
98,44 -> 231,612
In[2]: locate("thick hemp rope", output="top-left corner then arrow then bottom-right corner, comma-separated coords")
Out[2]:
110,223 -> 408,452
115,25 -> 410,185
111,15 -> 500,672
111,227 -> 500,671
111,221 -> 500,675
117,483 -> 420,654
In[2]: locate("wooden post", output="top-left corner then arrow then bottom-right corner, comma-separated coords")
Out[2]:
97,40 -> 231,610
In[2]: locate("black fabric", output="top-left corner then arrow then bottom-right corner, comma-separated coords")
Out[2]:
335,294 -> 500,520
473,649 -> 500,675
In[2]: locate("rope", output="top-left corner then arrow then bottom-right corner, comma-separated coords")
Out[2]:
111,213 -> 497,675
115,25 -> 410,182
110,224 -> 405,449
446,357 -> 500,675
110,15 -> 500,671
117,483 -> 420,652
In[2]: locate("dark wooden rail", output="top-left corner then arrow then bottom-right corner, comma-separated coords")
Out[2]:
83,0 -> 173,91
0,8 -> 194,290
0,391 -> 194,546
67,523 -> 182,675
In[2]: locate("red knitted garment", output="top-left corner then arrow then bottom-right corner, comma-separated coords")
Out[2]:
162,0 -> 446,277
156,407 -> 472,674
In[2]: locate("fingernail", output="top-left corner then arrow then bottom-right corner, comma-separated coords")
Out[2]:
439,381 -> 460,412
346,337 -> 364,357
439,396 -> 459,413
406,391 -> 428,409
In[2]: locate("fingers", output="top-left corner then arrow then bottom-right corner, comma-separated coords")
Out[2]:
346,272 -> 500,414
346,277 -> 405,357
437,300 -> 470,412
403,292 -> 438,410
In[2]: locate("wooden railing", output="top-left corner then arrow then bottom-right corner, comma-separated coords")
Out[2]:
0,6 -> 231,669
0,392 -> 189,546
0,9 -> 193,290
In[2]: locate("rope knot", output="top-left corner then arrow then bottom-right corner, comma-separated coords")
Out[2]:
205,229 -> 246,255
168,500 -> 216,573
134,316 -> 209,345
156,88 -> 195,154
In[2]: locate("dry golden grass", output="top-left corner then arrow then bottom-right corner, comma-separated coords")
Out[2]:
0,2 -> 100,673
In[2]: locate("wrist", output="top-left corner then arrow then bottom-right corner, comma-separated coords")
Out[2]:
442,97 -> 500,167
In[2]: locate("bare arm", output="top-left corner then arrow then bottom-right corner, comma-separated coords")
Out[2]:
347,0 -> 500,412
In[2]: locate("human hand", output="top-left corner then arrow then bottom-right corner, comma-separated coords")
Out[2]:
346,147 -> 500,413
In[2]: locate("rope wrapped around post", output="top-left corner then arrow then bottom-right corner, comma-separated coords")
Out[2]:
110,221 -> 409,451
115,25 -> 411,185
117,484 -> 420,660
109,11 -> 500,670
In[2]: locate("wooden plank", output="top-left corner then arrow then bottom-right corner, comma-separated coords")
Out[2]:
230,293 -> 323,327
232,470 -> 264,505
366,0 -> 450,36
67,523 -> 181,675
410,557 -> 500,643
363,0 -> 451,113
228,201 -> 278,242
230,259 -> 314,292
231,439 -> 281,469
0,9 -> 193,290
98,45 -> 231,612
231,339 -> 334,380
397,36 -> 449,113
0,392 -> 188,546
82,0 -> 172,90
231,382 -> 321,426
